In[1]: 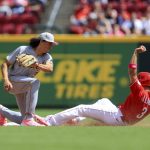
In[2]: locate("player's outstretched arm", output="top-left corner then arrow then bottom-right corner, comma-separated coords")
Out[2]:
128,45 -> 146,84
32,61 -> 53,72
1,60 -> 13,91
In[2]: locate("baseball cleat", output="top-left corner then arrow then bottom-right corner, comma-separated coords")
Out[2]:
21,118 -> 45,126
0,105 -> 7,126
4,122 -> 20,126
33,115 -> 49,126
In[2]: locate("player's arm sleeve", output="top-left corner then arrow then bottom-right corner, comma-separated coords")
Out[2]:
43,53 -> 53,64
6,47 -> 21,64
130,79 -> 144,95
36,53 -> 53,72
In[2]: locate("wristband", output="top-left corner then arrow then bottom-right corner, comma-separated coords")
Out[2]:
128,64 -> 137,69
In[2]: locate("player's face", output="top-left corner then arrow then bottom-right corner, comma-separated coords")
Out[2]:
40,41 -> 54,53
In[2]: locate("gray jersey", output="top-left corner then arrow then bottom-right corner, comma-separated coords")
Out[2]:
6,46 -> 53,78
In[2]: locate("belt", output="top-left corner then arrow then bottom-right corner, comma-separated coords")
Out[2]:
121,116 -> 125,122
121,116 -> 129,125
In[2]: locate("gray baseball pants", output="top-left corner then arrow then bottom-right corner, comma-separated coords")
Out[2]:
0,76 -> 40,124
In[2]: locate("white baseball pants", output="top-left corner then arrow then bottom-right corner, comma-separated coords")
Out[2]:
45,98 -> 126,126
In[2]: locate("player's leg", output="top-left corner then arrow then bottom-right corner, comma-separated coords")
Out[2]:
24,79 -> 40,119
1,93 -> 30,125
44,106 -> 90,126
15,93 -> 26,115
0,105 -> 22,124
0,105 -> 7,126
10,77 -> 40,118
10,76 -> 40,114
45,98 -> 125,126
81,98 -> 124,125
21,79 -> 44,126
9,77 -> 43,126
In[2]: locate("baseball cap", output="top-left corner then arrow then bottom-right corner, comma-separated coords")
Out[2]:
138,72 -> 150,87
39,32 -> 58,45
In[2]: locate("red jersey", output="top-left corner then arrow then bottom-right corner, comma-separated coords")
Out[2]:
119,79 -> 150,125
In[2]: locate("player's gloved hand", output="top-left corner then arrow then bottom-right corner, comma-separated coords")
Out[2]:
16,54 -> 37,68
135,45 -> 146,54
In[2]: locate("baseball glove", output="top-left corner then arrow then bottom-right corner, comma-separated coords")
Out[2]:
16,54 -> 37,68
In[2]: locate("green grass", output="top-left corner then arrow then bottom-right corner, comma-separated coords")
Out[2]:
1,109 -> 150,150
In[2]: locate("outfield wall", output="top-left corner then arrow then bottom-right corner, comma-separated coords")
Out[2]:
0,35 -> 150,107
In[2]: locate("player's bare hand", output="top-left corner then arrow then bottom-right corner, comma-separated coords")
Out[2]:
4,79 -> 13,91
135,45 -> 146,54
30,62 -> 38,68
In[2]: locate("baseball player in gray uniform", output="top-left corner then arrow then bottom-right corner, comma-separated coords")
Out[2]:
0,32 -> 58,126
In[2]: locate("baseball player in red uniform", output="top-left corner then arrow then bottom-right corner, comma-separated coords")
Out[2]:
0,45 -> 150,126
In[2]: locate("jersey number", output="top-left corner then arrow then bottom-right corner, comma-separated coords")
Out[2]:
136,107 -> 148,119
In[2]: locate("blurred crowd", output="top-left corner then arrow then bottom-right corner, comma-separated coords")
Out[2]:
0,0 -> 47,34
69,0 -> 150,36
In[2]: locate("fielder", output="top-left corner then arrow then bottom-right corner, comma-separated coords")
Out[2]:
0,32 -> 58,126
1,45 -> 150,126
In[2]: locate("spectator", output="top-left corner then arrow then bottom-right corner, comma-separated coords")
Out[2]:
0,0 -> 46,34
0,1 -> 12,16
96,11 -> 112,34
11,4 -> 25,15
121,12 -> 132,35
131,12 -> 144,35
106,8 -> 118,26
15,0 -> 29,7
143,8 -> 150,35
70,0 -> 92,26
69,0 -> 150,36
84,12 -> 98,35
112,24 -> 125,36
92,0 -> 103,14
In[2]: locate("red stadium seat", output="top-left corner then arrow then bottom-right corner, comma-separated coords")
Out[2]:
20,13 -> 39,24
15,24 -> 25,34
2,23 -> 16,34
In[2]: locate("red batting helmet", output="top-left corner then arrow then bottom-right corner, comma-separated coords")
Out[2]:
138,72 -> 150,87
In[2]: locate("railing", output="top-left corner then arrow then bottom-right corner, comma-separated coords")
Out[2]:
46,0 -> 62,28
